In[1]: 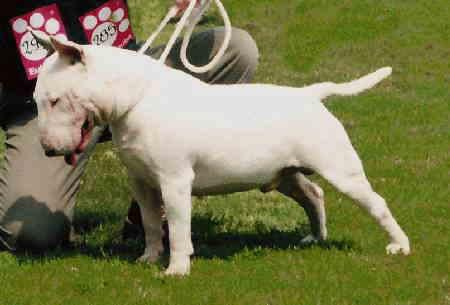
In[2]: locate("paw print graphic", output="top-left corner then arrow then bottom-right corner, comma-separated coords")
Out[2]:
80,0 -> 134,48
9,4 -> 68,80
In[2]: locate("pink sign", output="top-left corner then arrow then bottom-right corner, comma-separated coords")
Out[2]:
79,0 -> 134,49
9,4 -> 68,80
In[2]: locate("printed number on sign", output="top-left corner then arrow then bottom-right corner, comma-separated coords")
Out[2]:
92,23 -> 117,45
79,0 -> 134,48
21,35 -> 44,55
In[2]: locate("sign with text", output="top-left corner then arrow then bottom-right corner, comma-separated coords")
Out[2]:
79,0 -> 134,48
10,4 -> 68,80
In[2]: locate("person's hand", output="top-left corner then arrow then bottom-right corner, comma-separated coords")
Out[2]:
174,0 -> 201,17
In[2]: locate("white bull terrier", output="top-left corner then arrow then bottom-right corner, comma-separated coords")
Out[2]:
33,35 -> 410,275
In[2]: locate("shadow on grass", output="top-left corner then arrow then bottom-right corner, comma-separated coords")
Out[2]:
191,215 -> 357,259
72,208 -> 124,234
13,214 -> 357,264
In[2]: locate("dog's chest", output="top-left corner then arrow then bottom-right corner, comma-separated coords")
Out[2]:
111,126 -> 160,186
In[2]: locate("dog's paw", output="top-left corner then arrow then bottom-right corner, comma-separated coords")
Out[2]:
164,256 -> 190,276
386,242 -> 410,255
136,251 -> 161,264
301,234 -> 319,244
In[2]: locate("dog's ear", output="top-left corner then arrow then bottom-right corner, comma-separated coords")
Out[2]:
50,35 -> 86,65
28,27 -> 55,55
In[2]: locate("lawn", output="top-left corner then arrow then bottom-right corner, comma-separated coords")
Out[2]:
0,0 -> 449,304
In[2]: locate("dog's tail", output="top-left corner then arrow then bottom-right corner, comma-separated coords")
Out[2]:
308,67 -> 392,100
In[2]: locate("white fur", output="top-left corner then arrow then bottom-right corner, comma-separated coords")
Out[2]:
34,40 -> 410,276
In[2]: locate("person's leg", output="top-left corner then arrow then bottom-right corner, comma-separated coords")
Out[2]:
123,27 -> 259,239
0,92 -> 103,251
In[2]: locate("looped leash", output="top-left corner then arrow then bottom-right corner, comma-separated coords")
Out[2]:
137,0 -> 232,74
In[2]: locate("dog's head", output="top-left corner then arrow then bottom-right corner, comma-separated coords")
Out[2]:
33,31 -> 96,165
33,29 -> 153,165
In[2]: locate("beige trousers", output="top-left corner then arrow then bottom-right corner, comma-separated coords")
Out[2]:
0,27 -> 259,251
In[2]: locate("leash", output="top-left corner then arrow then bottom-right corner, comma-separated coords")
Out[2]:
137,0 -> 232,74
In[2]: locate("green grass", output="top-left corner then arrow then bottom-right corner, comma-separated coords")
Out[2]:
1,0 -> 449,304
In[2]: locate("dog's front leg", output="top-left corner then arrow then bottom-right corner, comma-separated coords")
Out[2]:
130,177 -> 164,263
160,173 -> 194,276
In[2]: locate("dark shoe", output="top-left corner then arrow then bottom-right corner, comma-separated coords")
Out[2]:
121,200 -> 169,248
122,217 -> 145,240
97,126 -> 112,143
122,200 -> 144,240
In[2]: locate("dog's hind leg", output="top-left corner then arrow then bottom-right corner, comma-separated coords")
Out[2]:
277,172 -> 327,243
129,177 -> 164,263
324,169 -> 409,254
312,137 -> 410,255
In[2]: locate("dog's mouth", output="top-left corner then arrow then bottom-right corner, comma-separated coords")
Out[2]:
65,114 -> 94,166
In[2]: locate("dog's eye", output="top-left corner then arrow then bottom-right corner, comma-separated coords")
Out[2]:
50,99 -> 59,108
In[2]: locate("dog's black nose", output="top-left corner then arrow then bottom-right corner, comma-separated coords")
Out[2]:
45,149 -> 57,157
